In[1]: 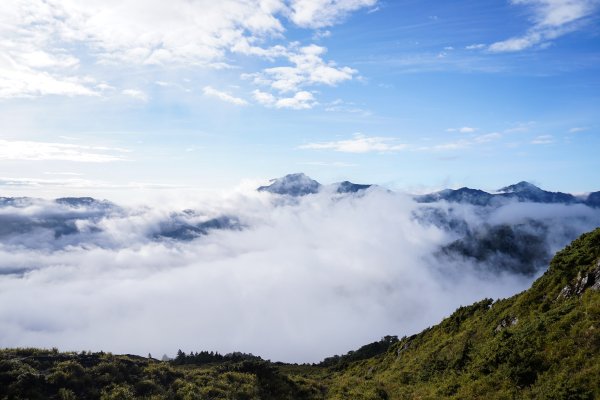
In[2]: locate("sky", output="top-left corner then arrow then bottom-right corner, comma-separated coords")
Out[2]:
1,0 -> 600,199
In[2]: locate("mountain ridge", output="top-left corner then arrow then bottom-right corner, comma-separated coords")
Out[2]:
254,173 -> 599,207
1,175 -> 597,207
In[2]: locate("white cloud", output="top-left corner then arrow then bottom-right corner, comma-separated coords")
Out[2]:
122,89 -> 149,102
473,132 -> 503,143
446,126 -> 477,133
203,86 -> 248,106
488,0 -> 599,52
0,139 -> 129,162
0,53 -> 97,99
245,44 -> 357,94
253,89 -> 317,109
0,0 -> 369,99
313,29 -> 332,39
275,90 -> 317,109
324,99 -> 370,115
300,133 -> 408,153
466,43 -> 486,50
569,126 -> 588,133
253,89 -> 278,106
288,0 -> 378,28
531,134 -> 555,144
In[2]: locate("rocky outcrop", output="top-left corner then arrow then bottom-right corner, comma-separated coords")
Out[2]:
495,316 -> 518,332
557,260 -> 600,299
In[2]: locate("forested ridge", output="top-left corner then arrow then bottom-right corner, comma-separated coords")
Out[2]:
2,228 -> 600,399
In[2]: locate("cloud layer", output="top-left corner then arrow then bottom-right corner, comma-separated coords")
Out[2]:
0,186 -> 598,362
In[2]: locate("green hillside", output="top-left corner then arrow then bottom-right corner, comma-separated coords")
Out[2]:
2,228 -> 599,399
327,227 -> 600,399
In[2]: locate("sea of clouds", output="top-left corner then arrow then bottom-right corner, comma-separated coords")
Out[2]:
0,186 -> 599,363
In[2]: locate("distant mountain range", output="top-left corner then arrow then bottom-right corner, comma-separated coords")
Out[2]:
256,173 -> 600,207
1,174 -> 596,209
0,175 -> 598,274
416,180 -> 599,207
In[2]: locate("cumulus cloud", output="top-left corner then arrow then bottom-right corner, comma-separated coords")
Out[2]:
0,1 -> 370,100
0,184 -> 598,362
488,0 -> 599,52
253,89 -> 317,109
244,44 -> 357,94
300,133 -> 408,153
0,139 -> 130,162
288,0 -> 378,28
203,86 -> 248,106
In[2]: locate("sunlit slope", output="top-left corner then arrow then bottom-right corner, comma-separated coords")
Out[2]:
328,228 -> 600,399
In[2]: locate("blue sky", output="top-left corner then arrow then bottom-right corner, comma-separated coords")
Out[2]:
1,0 -> 599,197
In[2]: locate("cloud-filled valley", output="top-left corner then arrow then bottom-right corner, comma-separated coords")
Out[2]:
0,175 -> 599,363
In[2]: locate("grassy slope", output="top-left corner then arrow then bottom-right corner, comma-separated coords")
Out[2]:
327,228 -> 600,399
1,229 -> 599,399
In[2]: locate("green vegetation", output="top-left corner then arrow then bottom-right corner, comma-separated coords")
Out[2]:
2,228 -> 599,399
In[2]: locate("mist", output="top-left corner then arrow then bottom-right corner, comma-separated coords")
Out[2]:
0,186 -> 599,363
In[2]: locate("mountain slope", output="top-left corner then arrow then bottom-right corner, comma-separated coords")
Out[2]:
327,228 -> 600,399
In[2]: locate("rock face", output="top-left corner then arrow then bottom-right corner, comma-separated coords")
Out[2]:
495,316 -> 519,332
557,260 -> 600,299
257,173 -> 321,196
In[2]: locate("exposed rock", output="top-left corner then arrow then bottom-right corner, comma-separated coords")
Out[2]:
396,342 -> 411,357
495,316 -> 518,332
557,261 -> 600,299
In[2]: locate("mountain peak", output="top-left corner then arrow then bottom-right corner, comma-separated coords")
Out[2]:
335,181 -> 372,194
497,181 -> 542,193
257,173 -> 321,196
